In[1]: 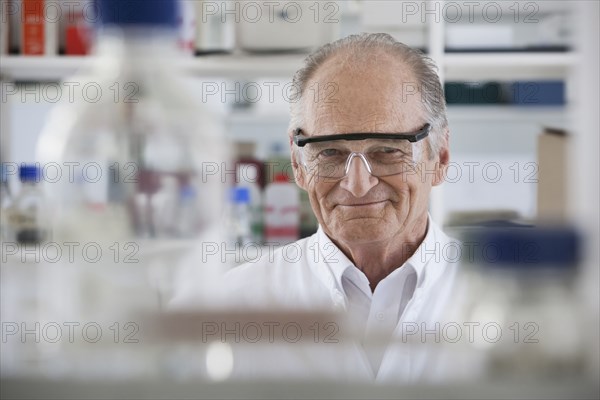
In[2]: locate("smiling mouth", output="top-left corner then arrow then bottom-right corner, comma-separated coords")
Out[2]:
338,200 -> 388,207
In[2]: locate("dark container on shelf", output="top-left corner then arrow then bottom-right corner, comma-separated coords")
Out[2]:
444,82 -> 505,105
509,81 -> 566,106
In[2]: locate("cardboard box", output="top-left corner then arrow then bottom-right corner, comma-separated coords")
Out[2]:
1,0 -> 9,54
537,128 -> 569,221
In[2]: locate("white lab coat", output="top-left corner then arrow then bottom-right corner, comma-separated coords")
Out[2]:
215,217 -> 466,383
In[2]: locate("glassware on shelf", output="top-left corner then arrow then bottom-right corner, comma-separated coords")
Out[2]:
5,165 -> 50,245
226,186 -> 253,246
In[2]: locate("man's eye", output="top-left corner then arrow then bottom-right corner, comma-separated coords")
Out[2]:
379,147 -> 400,154
373,147 -> 404,155
319,148 -> 343,157
371,147 -> 411,162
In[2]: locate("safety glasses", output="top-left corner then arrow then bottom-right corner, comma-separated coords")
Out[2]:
294,124 -> 430,180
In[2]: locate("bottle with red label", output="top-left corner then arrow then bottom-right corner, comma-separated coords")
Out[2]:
21,0 -> 58,56
264,172 -> 299,246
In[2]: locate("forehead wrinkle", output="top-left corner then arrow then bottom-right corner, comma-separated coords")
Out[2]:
304,54 -> 425,136
309,93 -> 418,135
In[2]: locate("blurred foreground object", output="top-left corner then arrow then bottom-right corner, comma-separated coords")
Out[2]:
0,0 -> 229,379
36,0 -> 227,243
447,224 -> 586,381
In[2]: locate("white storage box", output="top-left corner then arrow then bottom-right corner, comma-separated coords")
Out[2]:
446,24 -> 514,50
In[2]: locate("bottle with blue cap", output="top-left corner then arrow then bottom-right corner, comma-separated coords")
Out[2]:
227,186 -> 253,246
35,0 -> 228,242
5,165 -> 49,244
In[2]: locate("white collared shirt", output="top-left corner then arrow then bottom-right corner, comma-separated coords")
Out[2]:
201,215 -> 462,382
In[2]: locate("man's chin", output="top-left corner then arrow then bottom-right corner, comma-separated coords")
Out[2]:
331,219 -> 393,244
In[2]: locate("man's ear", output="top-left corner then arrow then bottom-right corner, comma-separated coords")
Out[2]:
432,127 -> 450,187
290,137 -> 307,190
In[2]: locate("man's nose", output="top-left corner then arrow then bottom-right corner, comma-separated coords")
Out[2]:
339,154 -> 378,197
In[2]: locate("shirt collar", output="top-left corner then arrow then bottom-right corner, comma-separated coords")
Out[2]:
404,214 -> 435,288
312,226 -> 355,295
310,214 -> 442,296
407,214 -> 454,290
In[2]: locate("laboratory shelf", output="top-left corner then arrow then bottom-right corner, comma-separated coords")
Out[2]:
0,52 -> 577,82
0,56 -> 91,81
445,52 -> 576,68
444,53 -> 577,80
0,53 -> 307,81
177,53 -> 306,79
446,105 -> 572,122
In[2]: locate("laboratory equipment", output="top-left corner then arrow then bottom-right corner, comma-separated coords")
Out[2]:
236,0 -> 336,52
36,0 -> 227,243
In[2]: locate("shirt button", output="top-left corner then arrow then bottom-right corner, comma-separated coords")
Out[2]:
332,290 -> 345,307
377,312 -> 385,321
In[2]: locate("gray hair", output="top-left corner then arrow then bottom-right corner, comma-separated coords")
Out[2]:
289,33 -> 448,159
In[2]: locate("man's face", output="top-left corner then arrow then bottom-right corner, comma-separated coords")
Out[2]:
292,54 -> 448,247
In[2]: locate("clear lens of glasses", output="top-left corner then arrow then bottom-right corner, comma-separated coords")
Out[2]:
300,139 -> 419,180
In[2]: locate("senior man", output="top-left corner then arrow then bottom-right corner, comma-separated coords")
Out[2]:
224,33 -> 460,382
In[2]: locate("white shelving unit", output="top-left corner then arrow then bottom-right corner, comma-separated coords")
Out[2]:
0,0 -> 578,226
419,1 -> 575,222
